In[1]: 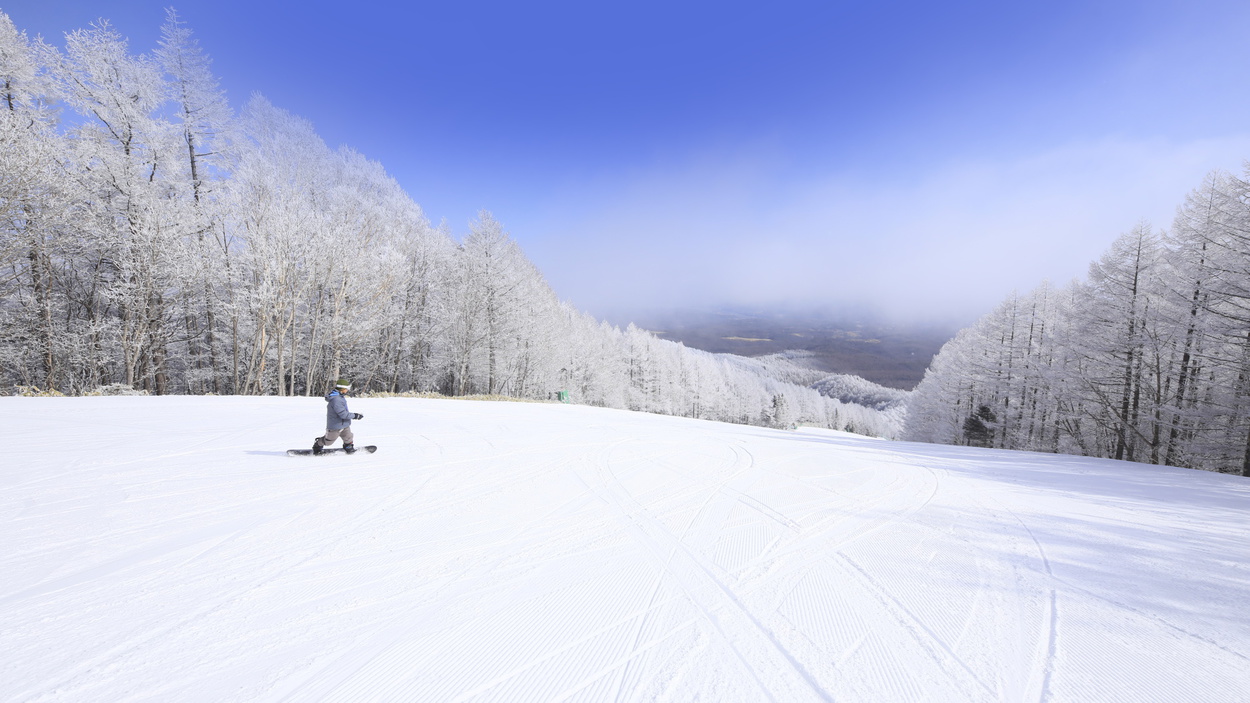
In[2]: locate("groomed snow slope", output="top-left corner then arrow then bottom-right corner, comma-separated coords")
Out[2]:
3,396 -> 1248,702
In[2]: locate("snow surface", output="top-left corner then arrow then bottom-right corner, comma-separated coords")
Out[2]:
3,396 -> 1248,702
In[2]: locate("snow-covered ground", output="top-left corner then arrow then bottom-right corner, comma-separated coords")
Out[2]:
3,396 -> 1248,702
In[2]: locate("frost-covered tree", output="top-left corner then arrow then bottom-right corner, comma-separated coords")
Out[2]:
0,11 -> 70,390
156,8 -> 232,392
907,172 -> 1250,475
1072,223 -> 1164,461
41,20 -> 188,392
1201,171 -> 1250,476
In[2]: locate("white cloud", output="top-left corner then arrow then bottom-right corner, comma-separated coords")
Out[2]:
521,134 -> 1250,323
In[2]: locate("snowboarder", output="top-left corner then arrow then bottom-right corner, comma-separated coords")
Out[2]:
313,378 -> 364,454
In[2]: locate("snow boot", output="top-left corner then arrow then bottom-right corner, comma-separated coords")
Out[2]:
312,437 -> 326,455
343,442 -> 356,454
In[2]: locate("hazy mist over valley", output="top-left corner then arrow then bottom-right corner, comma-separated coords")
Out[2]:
602,306 -> 960,390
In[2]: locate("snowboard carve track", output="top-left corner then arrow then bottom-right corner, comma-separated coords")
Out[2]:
997,502 -> 1059,703
734,457 -> 940,601
610,447 -> 735,695
591,438 -> 832,702
605,441 -> 760,701
587,439 -> 756,699
837,553 -> 998,701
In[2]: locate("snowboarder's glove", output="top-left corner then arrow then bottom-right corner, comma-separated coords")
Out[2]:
353,413 -> 364,420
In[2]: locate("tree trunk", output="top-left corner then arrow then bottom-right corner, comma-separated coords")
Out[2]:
29,240 -> 57,390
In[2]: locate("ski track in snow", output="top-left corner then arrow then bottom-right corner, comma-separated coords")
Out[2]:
2,396 -> 1249,702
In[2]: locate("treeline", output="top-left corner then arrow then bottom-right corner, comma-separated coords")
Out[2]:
810,373 -> 909,412
0,11 -> 899,437
904,171 -> 1250,476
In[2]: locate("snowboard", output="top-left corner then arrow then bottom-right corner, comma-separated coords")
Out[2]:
287,445 -> 377,456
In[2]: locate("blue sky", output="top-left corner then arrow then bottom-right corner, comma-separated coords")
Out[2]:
7,0 -> 1250,323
